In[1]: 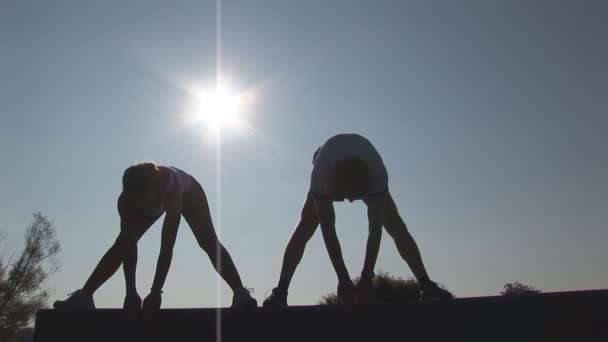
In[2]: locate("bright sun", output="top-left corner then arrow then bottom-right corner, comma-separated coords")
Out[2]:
181,78 -> 255,138
195,85 -> 242,130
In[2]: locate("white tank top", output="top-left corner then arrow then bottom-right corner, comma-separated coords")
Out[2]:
309,134 -> 388,197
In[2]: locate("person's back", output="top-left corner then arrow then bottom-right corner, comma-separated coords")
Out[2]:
311,134 -> 388,201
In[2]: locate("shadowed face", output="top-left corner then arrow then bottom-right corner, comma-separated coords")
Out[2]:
333,157 -> 370,201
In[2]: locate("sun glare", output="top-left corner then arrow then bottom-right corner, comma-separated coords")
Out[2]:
196,85 -> 242,130
180,78 -> 256,140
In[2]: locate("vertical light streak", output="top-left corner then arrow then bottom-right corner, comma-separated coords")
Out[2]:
215,1 -> 223,342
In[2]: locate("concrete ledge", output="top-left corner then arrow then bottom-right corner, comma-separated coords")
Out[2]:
35,289 -> 608,342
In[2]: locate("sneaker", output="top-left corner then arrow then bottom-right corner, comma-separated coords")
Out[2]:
123,292 -> 142,311
420,281 -> 454,300
53,289 -> 95,310
142,291 -> 162,312
123,293 -> 142,321
262,287 -> 288,308
356,277 -> 375,305
337,282 -> 356,305
231,287 -> 258,309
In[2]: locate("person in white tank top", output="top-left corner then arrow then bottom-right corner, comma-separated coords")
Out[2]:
54,162 -> 257,314
310,134 -> 388,199
264,134 -> 452,308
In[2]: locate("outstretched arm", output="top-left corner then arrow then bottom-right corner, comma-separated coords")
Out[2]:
119,214 -> 146,319
361,194 -> 385,279
313,196 -> 351,285
119,216 -> 144,297
150,194 -> 182,294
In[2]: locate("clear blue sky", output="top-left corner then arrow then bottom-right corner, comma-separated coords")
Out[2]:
1,0 -> 606,308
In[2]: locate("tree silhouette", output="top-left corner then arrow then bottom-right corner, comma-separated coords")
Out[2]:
500,281 -> 541,296
0,213 -> 60,340
319,271 -> 453,305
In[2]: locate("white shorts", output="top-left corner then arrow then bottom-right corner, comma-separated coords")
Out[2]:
309,134 -> 388,198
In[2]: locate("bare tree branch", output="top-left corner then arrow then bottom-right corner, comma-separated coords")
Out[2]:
0,212 -> 61,340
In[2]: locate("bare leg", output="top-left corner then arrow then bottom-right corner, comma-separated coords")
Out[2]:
82,222 -> 150,296
82,241 -> 123,295
184,196 -> 244,291
382,192 -> 431,284
277,193 -> 320,288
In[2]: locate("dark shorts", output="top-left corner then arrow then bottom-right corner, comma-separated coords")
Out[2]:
131,180 -> 210,225
134,209 -> 163,224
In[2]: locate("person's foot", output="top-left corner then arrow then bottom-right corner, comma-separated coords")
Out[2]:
123,292 -> 143,310
420,281 -> 454,300
53,289 -> 95,310
231,287 -> 258,309
356,277 -> 375,305
337,282 -> 356,305
142,291 -> 162,312
262,287 -> 288,309
123,293 -> 143,321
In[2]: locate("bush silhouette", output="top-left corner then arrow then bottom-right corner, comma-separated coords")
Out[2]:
319,271 -> 453,305
501,281 -> 541,296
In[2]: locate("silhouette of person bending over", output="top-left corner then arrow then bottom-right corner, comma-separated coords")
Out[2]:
54,162 -> 257,313
264,134 -> 452,307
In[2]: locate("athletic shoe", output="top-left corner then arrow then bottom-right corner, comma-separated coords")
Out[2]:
337,282 -> 356,305
356,277 -> 375,305
262,287 -> 288,308
123,292 -> 142,309
53,289 -> 95,310
420,281 -> 454,300
122,293 -> 142,321
142,291 -> 162,312
232,287 -> 258,308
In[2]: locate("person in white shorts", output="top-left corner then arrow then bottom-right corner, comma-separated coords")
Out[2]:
53,162 -> 257,315
263,134 -> 451,307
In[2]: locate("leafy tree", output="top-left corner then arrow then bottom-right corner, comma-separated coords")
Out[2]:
0,213 -> 60,340
500,281 -> 541,296
318,271 -> 453,305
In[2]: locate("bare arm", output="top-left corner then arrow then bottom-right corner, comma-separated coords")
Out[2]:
118,197 -> 147,297
361,194 -> 385,279
313,196 -> 351,284
115,229 -> 139,297
150,193 -> 182,293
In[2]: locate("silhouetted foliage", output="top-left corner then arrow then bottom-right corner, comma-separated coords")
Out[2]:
0,213 -> 60,340
9,327 -> 34,342
318,271 -> 453,305
501,281 -> 541,296
319,291 -> 339,305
